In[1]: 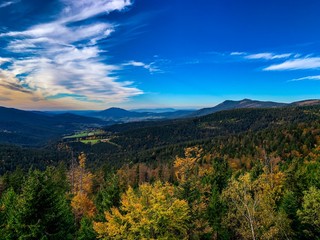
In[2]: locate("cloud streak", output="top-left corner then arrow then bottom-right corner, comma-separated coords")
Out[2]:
264,57 -> 320,71
230,51 -> 292,60
245,52 -> 292,60
0,0 -> 20,8
0,0 -> 143,109
123,60 -> 161,73
230,52 -> 246,56
289,75 -> 320,82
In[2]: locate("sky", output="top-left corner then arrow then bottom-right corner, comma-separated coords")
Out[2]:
0,0 -> 320,110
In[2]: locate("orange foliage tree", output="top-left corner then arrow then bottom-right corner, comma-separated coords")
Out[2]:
69,152 -> 96,222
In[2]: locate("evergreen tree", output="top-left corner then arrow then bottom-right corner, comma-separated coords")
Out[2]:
77,216 -> 96,240
14,168 -> 74,239
95,174 -> 121,221
0,188 -> 20,239
297,186 -> 320,238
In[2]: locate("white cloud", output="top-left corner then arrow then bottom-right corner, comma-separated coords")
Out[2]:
0,57 -> 11,65
124,61 -> 146,67
0,0 -> 143,109
264,57 -> 320,71
230,52 -> 246,56
245,52 -> 292,60
289,75 -> 320,82
3,22 -> 115,52
59,0 -> 132,23
230,51 -> 293,61
123,60 -> 161,73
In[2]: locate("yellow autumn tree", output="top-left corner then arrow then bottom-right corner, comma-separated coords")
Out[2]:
174,146 -> 214,238
174,146 -> 204,183
69,152 -> 94,194
69,152 -> 96,222
93,181 -> 190,240
71,192 -> 96,220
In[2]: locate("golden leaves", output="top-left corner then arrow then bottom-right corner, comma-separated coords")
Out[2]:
71,192 -> 96,219
93,181 -> 189,240
69,152 -> 96,222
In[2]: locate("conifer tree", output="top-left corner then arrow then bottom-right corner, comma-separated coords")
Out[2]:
1,168 -> 74,239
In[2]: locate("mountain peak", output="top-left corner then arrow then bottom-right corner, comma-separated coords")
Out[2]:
240,98 -> 253,102
93,107 -> 141,119
103,107 -> 128,112
191,99 -> 287,117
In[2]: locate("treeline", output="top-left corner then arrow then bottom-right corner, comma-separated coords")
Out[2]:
75,105 -> 320,166
1,144 -> 320,239
0,144 -> 70,174
68,106 -> 320,171
105,106 -> 320,151
0,106 -> 319,174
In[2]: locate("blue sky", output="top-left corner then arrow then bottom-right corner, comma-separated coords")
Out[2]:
0,0 -> 320,110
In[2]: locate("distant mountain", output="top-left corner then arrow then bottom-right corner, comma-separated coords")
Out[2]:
2,98 -> 319,146
0,106 -> 108,146
190,99 -> 287,117
290,99 -> 320,107
43,110 -> 98,116
52,113 -> 107,124
44,99 -> 320,122
87,107 -> 194,122
132,108 -> 177,113
157,110 -> 195,119
90,107 -> 144,119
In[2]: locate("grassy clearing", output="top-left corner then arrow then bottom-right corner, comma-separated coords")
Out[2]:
64,132 -> 88,139
63,130 -> 106,139
80,139 -> 101,145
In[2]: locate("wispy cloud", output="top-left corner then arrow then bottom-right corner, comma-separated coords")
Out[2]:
123,60 -> 161,73
264,57 -> 320,71
289,75 -> 320,82
230,50 -> 320,82
245,52 -> 292,60
230,52 -> 246,56
0,0 -> 19,8
230,51 -> 292,60
0,82 -> 32,94
0,0 -> 143,109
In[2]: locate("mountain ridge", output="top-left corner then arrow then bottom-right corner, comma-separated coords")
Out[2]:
190,99 -> 287,117
1,98 -> 320,146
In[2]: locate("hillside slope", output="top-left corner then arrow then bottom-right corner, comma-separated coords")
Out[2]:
0,106 -> 107,146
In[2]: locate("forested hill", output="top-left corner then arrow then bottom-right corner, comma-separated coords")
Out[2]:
0,106 -> 109,146
2,105 -> 318,174
102,105 -> 320,151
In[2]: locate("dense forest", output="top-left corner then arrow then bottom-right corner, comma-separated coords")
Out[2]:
0,106 -> 320,239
